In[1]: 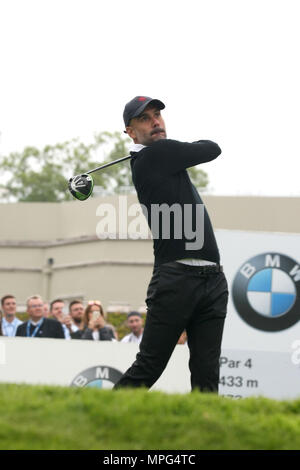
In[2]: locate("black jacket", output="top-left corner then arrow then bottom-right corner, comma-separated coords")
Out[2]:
130,139 -> 221,266
16,318 -> 65,339
72,326 -> 115,341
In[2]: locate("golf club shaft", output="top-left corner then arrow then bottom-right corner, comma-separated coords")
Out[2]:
86,155 -> 132,175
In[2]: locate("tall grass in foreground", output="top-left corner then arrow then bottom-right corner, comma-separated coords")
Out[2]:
0,383 -> 300,450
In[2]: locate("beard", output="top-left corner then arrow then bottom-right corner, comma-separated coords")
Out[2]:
143,128 -> 167,146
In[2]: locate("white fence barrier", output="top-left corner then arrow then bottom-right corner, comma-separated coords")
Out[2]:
1,337 -> 300,400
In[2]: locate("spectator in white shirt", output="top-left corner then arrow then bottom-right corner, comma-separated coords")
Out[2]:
50,298 -> 72,339
121,311 -> 144,344
1,295 -> 22,337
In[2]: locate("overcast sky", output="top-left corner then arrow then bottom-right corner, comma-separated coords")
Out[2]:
0,0 -> 299,196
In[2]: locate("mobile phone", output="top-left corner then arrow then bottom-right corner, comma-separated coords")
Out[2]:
92,311 -> 101,321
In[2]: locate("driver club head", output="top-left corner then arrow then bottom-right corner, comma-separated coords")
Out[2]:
68,173 -> 94,201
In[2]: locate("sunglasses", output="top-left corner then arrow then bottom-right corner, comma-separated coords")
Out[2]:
88,300 -> 102,306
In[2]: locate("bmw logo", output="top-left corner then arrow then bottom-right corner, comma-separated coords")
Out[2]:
71,366 -> 123,389
232,253 -> 300,332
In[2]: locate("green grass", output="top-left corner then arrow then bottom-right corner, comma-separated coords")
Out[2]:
0,384 -> 300,450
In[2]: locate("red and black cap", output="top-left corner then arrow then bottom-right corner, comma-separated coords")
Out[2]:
123,96 -> 165,127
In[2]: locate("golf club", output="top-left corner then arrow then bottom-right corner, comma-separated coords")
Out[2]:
68,155 -> 132,201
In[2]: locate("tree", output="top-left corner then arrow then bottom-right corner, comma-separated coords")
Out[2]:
188,166 -> 209,191
0,132 -> 132,202
0,132 -> 210,202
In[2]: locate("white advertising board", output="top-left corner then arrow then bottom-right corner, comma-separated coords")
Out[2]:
1,337 -> 300,400
216,230 -> 300,353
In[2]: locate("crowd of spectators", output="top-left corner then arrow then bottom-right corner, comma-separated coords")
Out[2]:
0,294 -> 144,343
0,294 -> 187,345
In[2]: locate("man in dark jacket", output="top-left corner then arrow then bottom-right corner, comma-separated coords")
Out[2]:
114,96 -> 228,392
16,295 -> 65,339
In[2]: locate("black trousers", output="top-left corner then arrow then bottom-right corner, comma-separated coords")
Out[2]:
114,261 -> 228,392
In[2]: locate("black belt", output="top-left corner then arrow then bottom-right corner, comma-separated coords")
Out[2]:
161,261 -> 223,273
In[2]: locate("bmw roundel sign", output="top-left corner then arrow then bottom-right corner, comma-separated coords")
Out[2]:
71,366 -> 123,388
232,253 -> 300,332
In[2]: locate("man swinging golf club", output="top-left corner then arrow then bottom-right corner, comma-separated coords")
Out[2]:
114,96 -> 228,392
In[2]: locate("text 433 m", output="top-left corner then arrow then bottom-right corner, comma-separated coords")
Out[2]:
219,376 -> 259,388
